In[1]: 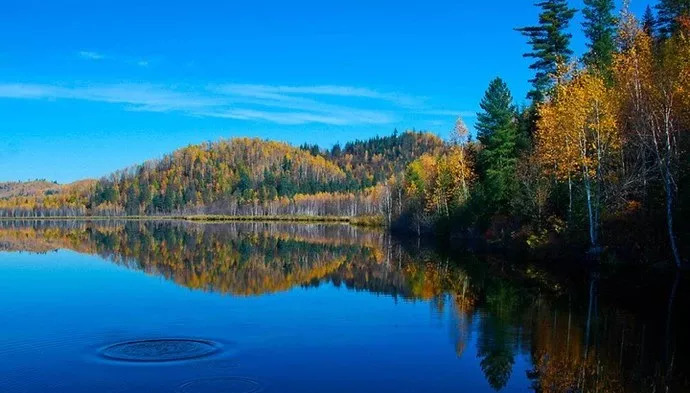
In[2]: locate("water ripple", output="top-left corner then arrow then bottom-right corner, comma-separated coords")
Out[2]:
99,338 -> 221,362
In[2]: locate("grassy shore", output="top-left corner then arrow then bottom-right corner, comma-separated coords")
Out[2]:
0,214 -> 385,227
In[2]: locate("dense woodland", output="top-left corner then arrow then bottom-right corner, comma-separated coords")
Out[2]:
0,132 -> 444,218
391,0 -> 690,267
1,0 -> 689,265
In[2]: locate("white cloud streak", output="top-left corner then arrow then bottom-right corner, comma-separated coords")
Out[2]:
0,83 -> 220,112
0,82 -> 469,126
78,51 -> 105,60
418,109 -> 477,117
216,84 -> 423,107
197,108 -> 391,126
78,50 -> 150,68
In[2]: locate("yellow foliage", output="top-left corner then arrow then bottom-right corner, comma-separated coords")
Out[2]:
536,69 -> 620,182
405,146 -> 474,217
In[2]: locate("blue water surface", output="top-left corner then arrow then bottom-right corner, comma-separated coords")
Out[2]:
0,248 -> 532,393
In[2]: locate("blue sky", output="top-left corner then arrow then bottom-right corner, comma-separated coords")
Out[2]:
0,0 -> 652,183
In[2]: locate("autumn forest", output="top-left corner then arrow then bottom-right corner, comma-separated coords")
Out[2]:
2,0 -> 689,267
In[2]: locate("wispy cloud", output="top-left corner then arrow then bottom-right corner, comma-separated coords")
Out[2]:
0,82 -> 468,126
78,50 -> 150,67
0,83 -> 220,111
217,84 -> 423,107
197,108 -> 392,126
417,109 -> 477,118
78,51 -> 105,60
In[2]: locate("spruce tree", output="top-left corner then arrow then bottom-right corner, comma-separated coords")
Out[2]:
582,0 -> 617,74
656,0 -> 690,38
476,78 -> 519,212
516,0 -> 576,102
643,5 -> 657,37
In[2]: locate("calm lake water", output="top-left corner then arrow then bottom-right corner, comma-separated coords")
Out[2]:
0,220 -> 687,392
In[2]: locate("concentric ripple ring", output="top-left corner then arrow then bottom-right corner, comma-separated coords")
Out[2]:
177,377 -> 262,393
100,338 -> 221,362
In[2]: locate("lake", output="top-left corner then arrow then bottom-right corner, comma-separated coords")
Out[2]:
0,220 -> 687,392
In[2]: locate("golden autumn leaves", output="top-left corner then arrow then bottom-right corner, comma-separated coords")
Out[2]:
534,15 -> 689,253
535,66 -> 620,246
536,14 -> 690,185
536,68 -> 619,183
404,118 -> 474,218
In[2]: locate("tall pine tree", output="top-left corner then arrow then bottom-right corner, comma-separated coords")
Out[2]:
516,0 -> 576,102
476,78 -> 520,212
582,0 -> 617,74
643,5 -> 657,37
656,0 -> 690,38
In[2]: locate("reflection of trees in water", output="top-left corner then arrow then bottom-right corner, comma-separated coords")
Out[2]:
525,273 -> 688,393
0,220 -> 466,300
0,220 -> 393,295
412,252 -> 687,393
0,220 -> 686,392
525,280 -> 637,393
477,281 -> 522,390
477,313 -> 517,390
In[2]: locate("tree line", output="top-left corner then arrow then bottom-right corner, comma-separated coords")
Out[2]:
388,0 -> 689,267
0,132 -> 444,218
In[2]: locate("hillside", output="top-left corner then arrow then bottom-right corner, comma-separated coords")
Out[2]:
302,130 -> 445,189
0,180 -> 61,199
0,131 -> 445,217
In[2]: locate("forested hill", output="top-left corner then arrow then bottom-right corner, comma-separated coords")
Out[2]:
0,180 -> 97,200
91,137 -> 347,215
0,180 -> 61,199
301,130 -> 445,189
0,131 -> 445,217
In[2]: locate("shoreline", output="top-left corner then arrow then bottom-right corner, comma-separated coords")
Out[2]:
0,214 -> 384,226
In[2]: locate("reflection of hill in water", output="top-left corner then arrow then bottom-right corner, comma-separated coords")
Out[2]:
0,220 -> 421,297
0,220 -> 686,393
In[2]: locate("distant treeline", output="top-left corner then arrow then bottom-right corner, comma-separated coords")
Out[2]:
0,131 -> 444,218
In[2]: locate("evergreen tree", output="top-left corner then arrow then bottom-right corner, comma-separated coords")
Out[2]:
476,78 -> 519,212
582,0 -> 617,74
516,0 -> 577,102
643,5 -> 657,37
656,0 -> 690,38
